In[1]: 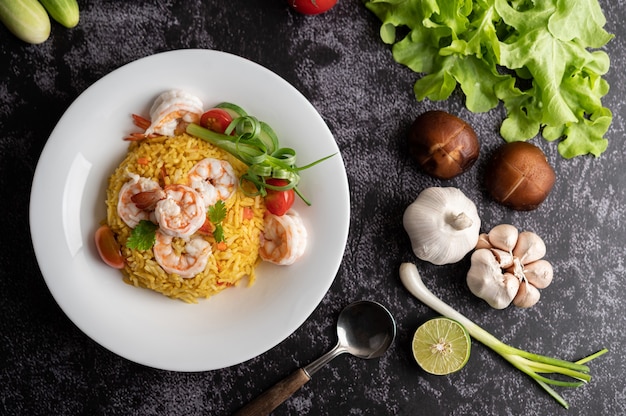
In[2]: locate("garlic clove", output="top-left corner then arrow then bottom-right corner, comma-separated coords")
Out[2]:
467,249 -> 519,309
513,280 -> 541,308
490,248 -> 514,268
476,233 -> 491,249
513,231 -> 546,264
505,257 -> 525,280
487,224 -> 518,252
523,259 -> 554,289
492,272 -> 520,309
469,225 -> 551,309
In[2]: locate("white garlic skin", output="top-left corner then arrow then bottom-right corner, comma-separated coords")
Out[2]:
487,224 -> 519,252
513,231 -> 547,264
403,187 -> 481,265
467,224 -> 553,309
466,249 -> 520,309
521,259 -> 553,289
513,280 -> 541,308
475,233 -> 491,249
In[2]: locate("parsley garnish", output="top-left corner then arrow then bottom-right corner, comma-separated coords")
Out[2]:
208,200 -> 227,243
126,220 -> 158,250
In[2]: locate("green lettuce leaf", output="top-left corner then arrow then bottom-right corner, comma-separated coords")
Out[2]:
495,0 -> 612,157
547,0 -> 613,48
364,0 -> 614,158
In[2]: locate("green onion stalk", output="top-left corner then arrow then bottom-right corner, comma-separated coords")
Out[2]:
399,262 -> 608,409
186,116 -> 333,205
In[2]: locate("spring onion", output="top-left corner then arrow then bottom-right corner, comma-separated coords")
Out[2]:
186,113 -> 334,205
399,262 -> 608,409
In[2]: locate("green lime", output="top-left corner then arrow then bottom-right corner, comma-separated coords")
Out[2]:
411,317 -> 471,375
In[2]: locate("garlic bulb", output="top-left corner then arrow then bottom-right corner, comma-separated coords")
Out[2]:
403,187 -> 481,265
466,249 -> 520,309
466,224 -> 553,309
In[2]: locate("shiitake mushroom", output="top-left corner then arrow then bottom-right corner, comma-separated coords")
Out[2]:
407,110 -> 480,180
484,141 -> 556,211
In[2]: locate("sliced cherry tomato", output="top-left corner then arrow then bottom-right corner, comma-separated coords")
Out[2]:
200,108 -> 233,134
264,178 -> 295,216
288,0 -> 337,15
95,225 -> 125,269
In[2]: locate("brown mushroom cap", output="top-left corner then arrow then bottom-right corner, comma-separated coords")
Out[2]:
408,111 -> 480,180
484,141 -> 556,211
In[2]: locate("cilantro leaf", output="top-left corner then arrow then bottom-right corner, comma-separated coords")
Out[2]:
126,220 -> 158,250
213,224 -> 225,243
208,200 -> 226,223
208,200 -> 227,243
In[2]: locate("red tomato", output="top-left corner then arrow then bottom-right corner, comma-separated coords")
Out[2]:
264,178 -> 295,216
200,108 -> 233,134
288,0 -> 337,15
95,225 -> 125,269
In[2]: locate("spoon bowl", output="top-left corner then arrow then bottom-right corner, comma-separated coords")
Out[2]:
303,300 -> 396,377
234,300 -> 396,416
338,300 -> 397,359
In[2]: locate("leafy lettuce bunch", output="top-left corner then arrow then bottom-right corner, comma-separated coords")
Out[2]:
365,0 -> 614,158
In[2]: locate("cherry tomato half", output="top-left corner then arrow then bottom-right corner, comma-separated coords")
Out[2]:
264,178 -> 295,216
200,108 -> 233,134
95,225 -> 125,269
288,0 -> 337,15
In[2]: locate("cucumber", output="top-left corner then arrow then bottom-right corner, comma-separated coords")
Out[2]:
0,0 -> 50,44
259,121 -> 279,155
216,102 -> 248,119
38,0 -> 79,28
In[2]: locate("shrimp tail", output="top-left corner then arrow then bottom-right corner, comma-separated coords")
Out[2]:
132,113 -> 151,130
124,132 -> 150,141
122,114 -> 155,141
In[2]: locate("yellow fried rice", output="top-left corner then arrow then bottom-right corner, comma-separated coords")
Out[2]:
106,133 -> 265,303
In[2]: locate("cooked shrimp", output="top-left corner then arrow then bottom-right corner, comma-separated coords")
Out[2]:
154,184 -> 207,238
188,158 -> 238,206
117,173 -> 161,228
259,209 -> 307,265
153,230 -> 212,278
144,90 -> 204,137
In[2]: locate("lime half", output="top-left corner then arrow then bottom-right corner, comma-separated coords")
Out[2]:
412,317 -> 471,375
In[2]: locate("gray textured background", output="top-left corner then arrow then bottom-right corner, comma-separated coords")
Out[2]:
1,0 -> 625,415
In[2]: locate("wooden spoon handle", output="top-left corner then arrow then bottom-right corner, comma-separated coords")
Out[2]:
232,368 -> 311,416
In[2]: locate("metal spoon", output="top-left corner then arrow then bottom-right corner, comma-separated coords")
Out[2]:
233,300 -> 397,416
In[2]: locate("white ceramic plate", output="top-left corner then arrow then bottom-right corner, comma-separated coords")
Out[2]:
29,49 -> 350,372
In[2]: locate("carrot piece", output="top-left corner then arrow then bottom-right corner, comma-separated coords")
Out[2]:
196,218 -> 214,235
242,207 -> 254,220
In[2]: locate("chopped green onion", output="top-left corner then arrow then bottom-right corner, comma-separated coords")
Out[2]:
399,262 -> 608,409
186,111 -> 334,205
